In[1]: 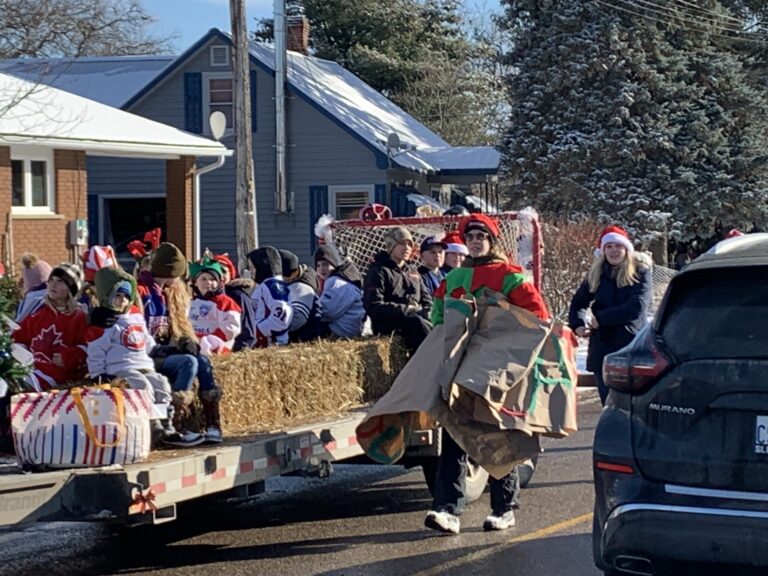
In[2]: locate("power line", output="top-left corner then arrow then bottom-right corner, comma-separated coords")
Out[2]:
671,0 -> 753,28
596,0 -> 768,46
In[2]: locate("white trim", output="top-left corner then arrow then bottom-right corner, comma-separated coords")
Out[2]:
665,484 -> 768,503
209,45 -> 230,67
9,145 -> 55,215
608,503 -> 768,521
328,184 -> 375,220
202,72 -> 234,136
98,193 -> 165,246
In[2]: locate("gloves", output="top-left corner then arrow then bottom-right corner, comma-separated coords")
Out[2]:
405,304 -> 422,316
89,307 -> 119,328
175,336 -> 200,357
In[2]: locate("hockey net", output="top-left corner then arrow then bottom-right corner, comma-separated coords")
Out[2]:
323,211 -> 542,290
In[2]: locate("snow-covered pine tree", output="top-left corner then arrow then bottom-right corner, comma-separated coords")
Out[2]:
498,0 -> 768,251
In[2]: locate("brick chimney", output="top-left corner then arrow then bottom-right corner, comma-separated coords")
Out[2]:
287,15 -> 310,55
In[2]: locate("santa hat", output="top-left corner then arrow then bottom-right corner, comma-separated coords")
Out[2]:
81,245 -> 117,283
443,231 -> 469,256
214,253 -> 237,280
596,226 -> 634,257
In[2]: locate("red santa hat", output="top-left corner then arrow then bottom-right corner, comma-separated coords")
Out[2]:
459,213 -> 501,242
81,245 -> 117,283
214,253 -> 237,280
443,231 -> 469,256
596,225 -> 634,257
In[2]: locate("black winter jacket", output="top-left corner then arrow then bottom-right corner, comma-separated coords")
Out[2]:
568,260 -> 652,372
363,251 -> 432,335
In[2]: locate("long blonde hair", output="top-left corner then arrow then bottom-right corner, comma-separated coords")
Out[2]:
164,279 -> 198,343
587,253 -> 638,293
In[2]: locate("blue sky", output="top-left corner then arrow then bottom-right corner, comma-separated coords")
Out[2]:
142,0 -> 502,53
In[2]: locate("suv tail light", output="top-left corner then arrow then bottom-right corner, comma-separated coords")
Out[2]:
603,328 -> 671,395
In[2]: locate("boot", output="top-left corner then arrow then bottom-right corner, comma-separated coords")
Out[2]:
161,397 -> 204,448
200,397 -> 223,444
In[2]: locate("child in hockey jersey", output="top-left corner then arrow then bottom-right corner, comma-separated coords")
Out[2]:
13,263 -> 87,390
86,268 -> 203,448
247,246 -> 293,347
188,259 -> 242,355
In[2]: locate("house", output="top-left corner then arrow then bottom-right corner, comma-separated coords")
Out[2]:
0,70 -> 230,271
2,21 -> 500,265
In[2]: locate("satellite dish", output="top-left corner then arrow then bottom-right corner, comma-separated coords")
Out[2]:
386,132 -> 401,152
209,111 -> 227,141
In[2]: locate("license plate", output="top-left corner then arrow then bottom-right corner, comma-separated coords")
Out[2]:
755,416 -> 768,454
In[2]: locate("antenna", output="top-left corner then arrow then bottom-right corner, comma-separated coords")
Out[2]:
386,132 -> 401,152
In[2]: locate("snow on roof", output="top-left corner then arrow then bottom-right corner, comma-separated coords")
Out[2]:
0,56 -> 172,107
0,72 -> 231,158
247,40 -> 499,174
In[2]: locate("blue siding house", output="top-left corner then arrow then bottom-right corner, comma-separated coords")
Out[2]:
1,27 -> 499,266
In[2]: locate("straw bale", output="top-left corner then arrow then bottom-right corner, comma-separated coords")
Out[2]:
192,336 -> 408,435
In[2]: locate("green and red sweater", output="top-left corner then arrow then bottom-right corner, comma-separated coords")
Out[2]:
431,259 -> 549,325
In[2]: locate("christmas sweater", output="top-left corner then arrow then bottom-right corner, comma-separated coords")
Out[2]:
189,292 -> 242,355
85,306 -> 156,376
431,260 -> 549,325
13,302 -> 88,388
250,277 -> 293,347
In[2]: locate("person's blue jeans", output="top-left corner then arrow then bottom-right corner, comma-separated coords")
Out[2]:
158,354 -> 218,394
432,430 -> 520,516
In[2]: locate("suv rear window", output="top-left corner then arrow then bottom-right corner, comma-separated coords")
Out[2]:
659,267 -> 768,360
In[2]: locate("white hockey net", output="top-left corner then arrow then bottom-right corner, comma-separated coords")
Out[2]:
324,211 -> 543,289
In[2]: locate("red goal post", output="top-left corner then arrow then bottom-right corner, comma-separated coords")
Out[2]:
323,211 -> 542,290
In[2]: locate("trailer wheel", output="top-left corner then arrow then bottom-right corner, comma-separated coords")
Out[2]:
420,458 -> 489,503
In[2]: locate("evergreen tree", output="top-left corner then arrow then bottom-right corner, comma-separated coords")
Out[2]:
498,0 -> 768,249
0,276 -> 28,394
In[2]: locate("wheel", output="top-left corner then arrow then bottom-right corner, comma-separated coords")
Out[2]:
518,451 -> 540,488
420,458 -> 489,503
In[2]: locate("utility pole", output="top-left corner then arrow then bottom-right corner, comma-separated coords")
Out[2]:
230,0 -> 257,270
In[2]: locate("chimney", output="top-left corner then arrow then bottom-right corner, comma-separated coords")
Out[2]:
286,15 -> 310,55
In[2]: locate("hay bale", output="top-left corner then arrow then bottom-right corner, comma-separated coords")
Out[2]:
206,336 -> 408,436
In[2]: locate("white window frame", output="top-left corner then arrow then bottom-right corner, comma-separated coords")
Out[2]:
10,145 -> 55,214
328,184 -> 375,220
202,72 -> 234,136
209,45 -> 230,67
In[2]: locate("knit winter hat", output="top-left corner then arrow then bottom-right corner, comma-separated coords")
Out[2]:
50,263 -> 83,297
596,225 -> 634,257
81,245 -> 117,283
151,242 -> 187,279
313,245 -> 342,268
20,253 -> 52,292
95,267 -> 136,309
247,246 -> 283,283
214,253 -> 237,280
460,214 -> 500,242
279,249 -> 300,277
383,226 -> 414,253
189,258 -> 224,282
442,232 -> 469,256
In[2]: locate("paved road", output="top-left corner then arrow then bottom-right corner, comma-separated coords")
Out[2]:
1,390 -> 602,576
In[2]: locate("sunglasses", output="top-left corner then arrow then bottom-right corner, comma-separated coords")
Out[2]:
464,231 -> 490,242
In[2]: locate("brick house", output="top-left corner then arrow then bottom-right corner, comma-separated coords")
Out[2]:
0,71 -> 230,274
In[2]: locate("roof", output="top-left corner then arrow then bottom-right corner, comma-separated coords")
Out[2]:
128,29 -> 500,176
0,55 -> 172,107
0,72 -> 231,158
682,233 -> 768,272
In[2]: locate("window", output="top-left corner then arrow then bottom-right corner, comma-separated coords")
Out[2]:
329,185 -> 375,220
203,73 -> 233,134
10,147 -> 54,213
210,45 -> 229,67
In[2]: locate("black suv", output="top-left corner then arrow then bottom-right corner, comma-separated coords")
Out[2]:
592,234 -> 768,575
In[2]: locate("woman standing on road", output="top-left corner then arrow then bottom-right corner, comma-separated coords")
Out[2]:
568,226 -> 652,404
425,214 -> 549,535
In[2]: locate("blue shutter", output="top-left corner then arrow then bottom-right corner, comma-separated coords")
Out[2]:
374,184 -> 386,205
250,70 -> 258,132
309,185 -> 329,253
87,194 -> 99,245
184,72 -> 203,134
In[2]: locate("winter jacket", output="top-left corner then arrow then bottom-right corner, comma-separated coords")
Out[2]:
13,301 -> 88,389
15,285 -> 46,323
85,306 -> 156,376
431,256 -> 549,326
250,276 -> 293,347
319,261 -> 366,338
288,266 -> 322,342
363,251 -> 432,336
418,264 -> 446,296
136,271 -> 171,341
189,291 -> 242,355
568,259 -> 652,372
225,279 -> 258,351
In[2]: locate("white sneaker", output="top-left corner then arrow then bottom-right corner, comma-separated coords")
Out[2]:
204,426 -> 223,444
424,510 -> 460,534
483,510 -> 516,531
